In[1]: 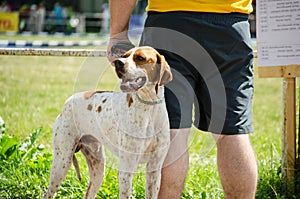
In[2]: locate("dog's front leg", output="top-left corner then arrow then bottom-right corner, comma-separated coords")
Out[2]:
118,170 -> 135,199
145,144 -> 169,199
145,162 -> 162,199
146,169 -> 161,199
118,154 -> 139,199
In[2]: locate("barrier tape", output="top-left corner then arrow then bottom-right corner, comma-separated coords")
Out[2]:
0,48 -> 107,57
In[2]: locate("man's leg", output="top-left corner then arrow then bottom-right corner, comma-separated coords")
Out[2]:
158,128 -> 190,199
214,134 -> 258,199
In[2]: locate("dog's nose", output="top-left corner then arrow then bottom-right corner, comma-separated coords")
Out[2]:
114,59 -> 125,69
114,59 -> 126,78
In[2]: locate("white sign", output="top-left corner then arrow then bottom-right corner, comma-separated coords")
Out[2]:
256,0 -> 300,66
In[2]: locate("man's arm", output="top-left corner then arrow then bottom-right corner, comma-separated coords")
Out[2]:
108,0 -> 138,62
110,0 -> 137,37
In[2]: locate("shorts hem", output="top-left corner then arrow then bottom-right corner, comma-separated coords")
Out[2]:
207,126 -> 254,135
169,119 -> 192,129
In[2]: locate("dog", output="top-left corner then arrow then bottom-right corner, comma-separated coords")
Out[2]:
43,46 -> 172,199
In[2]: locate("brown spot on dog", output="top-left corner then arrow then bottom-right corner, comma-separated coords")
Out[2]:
102,98 -> 107,103
127,94 -> 133,107
97,106 -> 102,112
84,91 -> 96,100
87,104 -> 92,111
84,91 -> 108,100
87,183 -> 92,194
92,159 -> 98,166
83,91 -> 113,100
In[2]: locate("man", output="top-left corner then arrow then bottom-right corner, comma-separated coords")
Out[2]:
107,1 -> 258,198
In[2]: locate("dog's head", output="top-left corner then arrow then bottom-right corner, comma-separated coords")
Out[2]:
113,46 -> 172,93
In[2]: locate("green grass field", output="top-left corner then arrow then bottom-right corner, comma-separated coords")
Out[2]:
0,35 -> 298,198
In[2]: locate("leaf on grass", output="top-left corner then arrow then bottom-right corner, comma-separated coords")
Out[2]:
0,134 -> 20,160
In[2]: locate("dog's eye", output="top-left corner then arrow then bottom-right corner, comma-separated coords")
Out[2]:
134,55 -> 146,62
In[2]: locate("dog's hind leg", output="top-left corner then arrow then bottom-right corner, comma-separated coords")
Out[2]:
43,118 -> 78,199
80,135 -> 105,199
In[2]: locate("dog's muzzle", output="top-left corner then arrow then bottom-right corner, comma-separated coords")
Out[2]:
114,59 -> 147,92
119,76 -> 147,92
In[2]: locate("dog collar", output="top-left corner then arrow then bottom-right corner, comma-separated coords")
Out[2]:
134,93 -> 164,105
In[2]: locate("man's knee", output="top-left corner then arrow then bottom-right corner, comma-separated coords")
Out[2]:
212,133 -> 251,147
163,128 -> 190,167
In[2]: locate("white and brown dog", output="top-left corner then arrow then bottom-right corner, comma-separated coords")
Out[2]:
43,46 -> 172,199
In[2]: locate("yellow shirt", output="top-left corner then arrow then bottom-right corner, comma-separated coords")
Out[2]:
146,0 -> 253,14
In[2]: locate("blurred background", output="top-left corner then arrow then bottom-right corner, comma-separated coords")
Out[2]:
0,0 -> 148,35
0,0 -> 256,37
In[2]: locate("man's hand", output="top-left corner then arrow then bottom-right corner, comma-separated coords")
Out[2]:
107,37 -> 135,64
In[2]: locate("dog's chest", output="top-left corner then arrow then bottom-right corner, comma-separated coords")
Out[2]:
71,92 -> 169,153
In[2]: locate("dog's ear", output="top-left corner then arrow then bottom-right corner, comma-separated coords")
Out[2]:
156,54 -> 173,88
155,53 -> 173,94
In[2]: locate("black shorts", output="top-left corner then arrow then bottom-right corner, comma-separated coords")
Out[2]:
140,11 -> 254,134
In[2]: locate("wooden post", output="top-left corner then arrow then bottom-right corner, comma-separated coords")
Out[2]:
258,65 -> 300,194
282,77 -> 296,192
298,88 -> 300,169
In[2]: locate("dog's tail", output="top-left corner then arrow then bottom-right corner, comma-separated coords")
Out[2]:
72,154 -> 82,182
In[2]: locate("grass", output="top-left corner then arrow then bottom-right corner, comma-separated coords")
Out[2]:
0,34 -> 298,198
